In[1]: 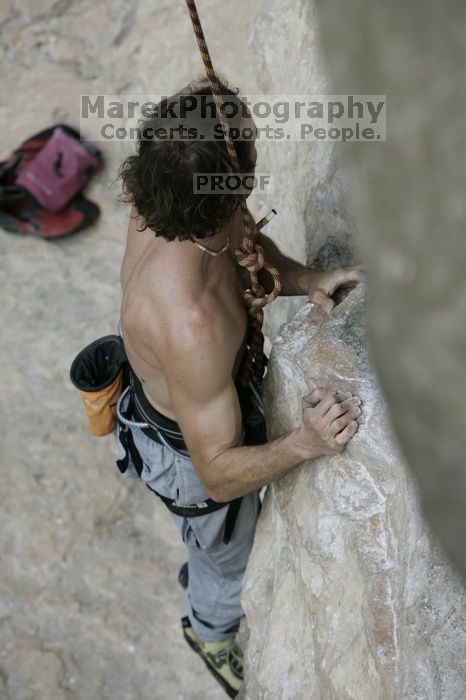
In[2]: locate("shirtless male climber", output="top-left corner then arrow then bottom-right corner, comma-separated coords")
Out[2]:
115,79 -> 364,698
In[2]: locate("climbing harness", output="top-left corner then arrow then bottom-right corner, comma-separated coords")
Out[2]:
69,332 -> 244,542
184,0 -> 282,384
115,369 -> 244,545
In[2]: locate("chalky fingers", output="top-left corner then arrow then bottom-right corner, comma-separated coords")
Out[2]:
333,419 -> 359,445
325,394 -> 362,446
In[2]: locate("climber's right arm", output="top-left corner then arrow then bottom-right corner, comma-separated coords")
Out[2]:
159,311 -> 363,503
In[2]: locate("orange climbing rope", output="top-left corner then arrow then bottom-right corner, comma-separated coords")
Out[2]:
184,0 -> 282,384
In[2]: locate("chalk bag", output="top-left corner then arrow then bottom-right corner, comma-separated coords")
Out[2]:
70,334 -> 128,436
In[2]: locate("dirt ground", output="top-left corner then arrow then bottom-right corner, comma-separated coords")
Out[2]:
0,1 -> 269,698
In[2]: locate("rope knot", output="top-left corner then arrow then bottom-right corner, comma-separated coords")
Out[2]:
244,285 -> 268,309
236,243 -> 265,273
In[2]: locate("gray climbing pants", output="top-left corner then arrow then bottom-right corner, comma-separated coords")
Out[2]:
114,386 -> 261,642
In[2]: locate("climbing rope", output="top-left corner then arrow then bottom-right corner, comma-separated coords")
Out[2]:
184,0 -> 282,384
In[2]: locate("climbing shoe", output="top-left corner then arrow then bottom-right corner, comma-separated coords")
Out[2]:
178,561 -> 189,590
181,616 -> 243,698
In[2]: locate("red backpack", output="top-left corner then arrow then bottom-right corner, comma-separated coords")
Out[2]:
0,124 -> 102,239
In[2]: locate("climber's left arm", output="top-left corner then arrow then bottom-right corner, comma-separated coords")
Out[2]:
257,231 -> 365,314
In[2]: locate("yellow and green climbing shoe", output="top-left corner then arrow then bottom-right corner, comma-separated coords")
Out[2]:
181,616 -> 243,698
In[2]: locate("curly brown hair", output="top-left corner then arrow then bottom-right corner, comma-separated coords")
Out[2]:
119,77 -> 255,241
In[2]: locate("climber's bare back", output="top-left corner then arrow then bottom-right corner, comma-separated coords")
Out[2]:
119,207 -> 248,422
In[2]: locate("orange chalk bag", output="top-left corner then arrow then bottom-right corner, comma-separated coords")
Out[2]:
70,335 -> 128,437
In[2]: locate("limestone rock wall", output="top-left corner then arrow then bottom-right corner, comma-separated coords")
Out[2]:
242,1 -> 466,696
250,0 -> 361,343
240,286 -> 465,699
